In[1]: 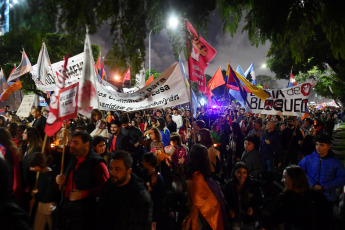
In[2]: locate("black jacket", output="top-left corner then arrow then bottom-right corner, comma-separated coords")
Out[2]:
97,173 -> 153,230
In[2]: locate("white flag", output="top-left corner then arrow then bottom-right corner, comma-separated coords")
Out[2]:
36,42 -> 54,88
7,49 -> 33,82
78,32 -> 99,118
0,68 -> 9,90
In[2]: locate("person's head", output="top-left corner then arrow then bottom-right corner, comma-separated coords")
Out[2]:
107,111 -> 112,116
198,128 -> 213,148
315,134 -> 331,157
0,116 -> 6,127
183,118 -> 190,128
109,150 -> 132,186
188,144 -> 211,179
170,133 -> 182,146
275,115 -> 282,122
92,136 -> 107,155
131,119 -> 138,127
151,116 -> 157,124
16,124 -> 26,139
120,116 -> 130,129
4,105 -> 9,112
244,135 -> 256,152
91,109 -> 103,124
29,152 -> 49,171
186,110 -> 191,117
156,110 -> 163,117
282,165 -> 310,193
194,120 -> 205,132
304,118 -> 312,126
232,162 -> 249,185
230,122 -> 242,136
23,127 -> 42,147
253,120 -> 262,131
7,122 -> 18,138
211,120 -> 220,132
0,127 -> 17,152
142,152 -> 157,169
150,127 -> 161,142
156,118 -> 166,131
166,114 -> 172,122
134,111 -> 140,118
70,131 -> 92,157
266,121 -> 276,132
172,108 -> 179,115
137,116 -> 144,124
31,107 -> 42,119
110,120 -> 121,135
286,117 -> 295,128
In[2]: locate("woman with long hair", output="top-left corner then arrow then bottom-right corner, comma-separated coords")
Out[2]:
262,165 -> 332,229
230,122 -> 245,161
22,127 -> 42,194
223,162 -> 262,229
178,118 -> 192,146
183,144 -> 229,230
156,117 -> 170,147
0,127 -> 22,201
0,115 -> 6,127
198,128 -> 221,176
90,109 -> 109,138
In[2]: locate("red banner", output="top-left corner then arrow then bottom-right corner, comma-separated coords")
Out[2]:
186,20 -> 217,93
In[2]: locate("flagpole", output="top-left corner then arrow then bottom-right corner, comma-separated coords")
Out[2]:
59,120 -> 69,191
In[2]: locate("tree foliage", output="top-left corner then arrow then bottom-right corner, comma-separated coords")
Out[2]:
0,28 -> 100,103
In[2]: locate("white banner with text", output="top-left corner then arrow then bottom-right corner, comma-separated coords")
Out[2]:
246,81 -> 316,116
96,62 -> 190,111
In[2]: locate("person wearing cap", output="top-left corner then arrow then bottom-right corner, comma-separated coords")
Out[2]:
299,134 -> 345,202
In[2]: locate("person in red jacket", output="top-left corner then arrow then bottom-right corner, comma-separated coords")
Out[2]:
56,131 -> 109,230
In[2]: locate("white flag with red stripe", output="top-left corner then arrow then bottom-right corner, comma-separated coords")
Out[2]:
7,49 -> 33,82
78,32 -> 99,118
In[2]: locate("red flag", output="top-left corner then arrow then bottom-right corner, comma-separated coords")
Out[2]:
44,55 -> 70,137
186,20 -> 217,93
145,75 -> 154,86
205,67 -> 225,102
122,67 -> 131,83
264,83 -> 267,89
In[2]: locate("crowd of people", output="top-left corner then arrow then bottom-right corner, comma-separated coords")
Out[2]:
0,103 -> 345,230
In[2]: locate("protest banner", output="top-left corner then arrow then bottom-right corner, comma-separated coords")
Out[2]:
31,52 -> 85,91
16,94 -> 36,117
96,62 -> 190,111
58,83 -> 79,120
247,81 -> 316,116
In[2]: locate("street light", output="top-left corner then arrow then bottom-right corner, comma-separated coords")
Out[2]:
149,15 -> 179,79
261,63 -> 267,69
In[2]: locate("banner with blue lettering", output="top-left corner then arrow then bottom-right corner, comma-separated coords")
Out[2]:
246,81 -> 316,116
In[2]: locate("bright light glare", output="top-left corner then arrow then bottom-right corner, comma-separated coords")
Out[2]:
261,63 -> 267,68
168,15 -> 179,29
200,98 -> 205,106
114,75 -> 120,81
13,0 -> 19,4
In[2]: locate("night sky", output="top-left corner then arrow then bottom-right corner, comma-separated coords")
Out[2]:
91,13 -> 288,88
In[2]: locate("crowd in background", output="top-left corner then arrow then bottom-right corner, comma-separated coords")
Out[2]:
0,103 -> 345,230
